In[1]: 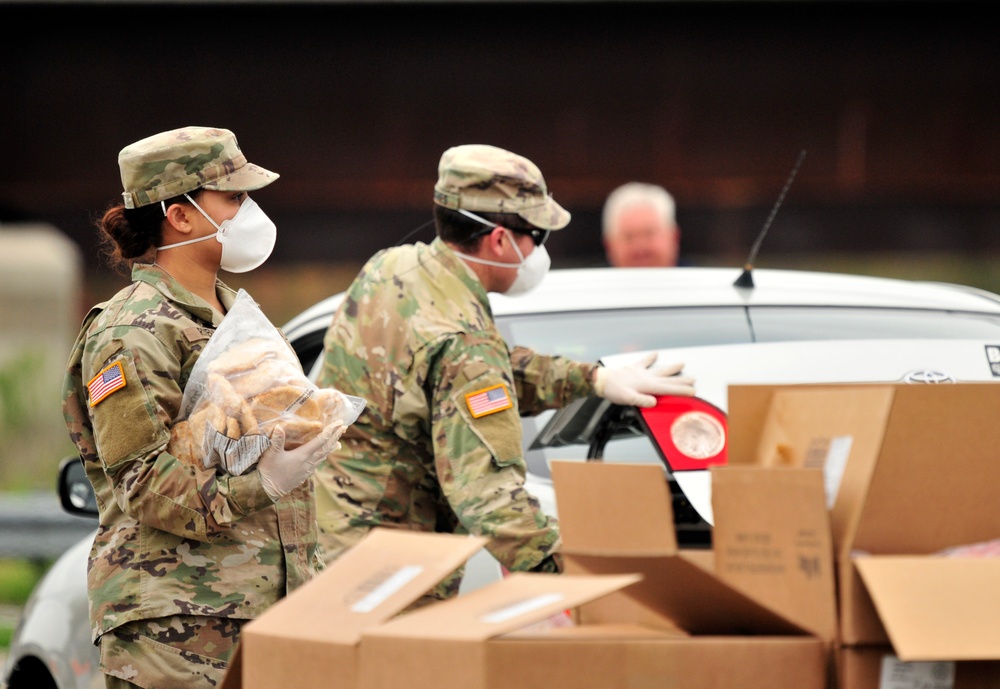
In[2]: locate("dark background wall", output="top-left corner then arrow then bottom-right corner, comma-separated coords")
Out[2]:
2,0 -> 1000,319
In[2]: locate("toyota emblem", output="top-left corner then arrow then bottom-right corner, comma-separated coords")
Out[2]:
902,370 -> 955,384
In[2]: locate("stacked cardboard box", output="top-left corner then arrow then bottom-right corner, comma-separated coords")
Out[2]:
551,459 -> 834,687
221,382 -> 1000,689
723,382 -> 1000,689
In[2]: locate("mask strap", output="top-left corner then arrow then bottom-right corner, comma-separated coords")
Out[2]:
453,252 -> 520,270
457,209 -> 528,262
155,193 -> 221,251
453,209 -> 528,268
453,230 -> 526,269
183,193 -> 225,232
156,233 -> 217,252
505,228 -> 527,264
457,208 -> 496,227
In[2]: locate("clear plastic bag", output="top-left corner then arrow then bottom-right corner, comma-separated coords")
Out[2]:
169,289 -> 365,475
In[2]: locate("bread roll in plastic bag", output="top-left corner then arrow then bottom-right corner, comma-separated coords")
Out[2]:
170,289 -> 365,475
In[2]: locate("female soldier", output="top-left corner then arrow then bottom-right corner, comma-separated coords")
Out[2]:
62,126 -> 339,689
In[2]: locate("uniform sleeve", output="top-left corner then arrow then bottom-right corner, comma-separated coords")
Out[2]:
508,345 -> 598,417
86,327 -> 272,541
427,334 -> 562,573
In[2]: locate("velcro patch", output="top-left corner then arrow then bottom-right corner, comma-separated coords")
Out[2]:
465,384 -> 513,418
87,361 -> 127,407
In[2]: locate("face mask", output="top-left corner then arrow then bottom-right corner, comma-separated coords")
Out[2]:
453,228 -> 551,296
156,195 -> 277,273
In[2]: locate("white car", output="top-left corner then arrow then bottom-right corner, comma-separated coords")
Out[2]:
7,265 -> 1000,689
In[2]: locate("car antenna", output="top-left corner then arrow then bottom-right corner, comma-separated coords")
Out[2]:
733,149 -> 807,288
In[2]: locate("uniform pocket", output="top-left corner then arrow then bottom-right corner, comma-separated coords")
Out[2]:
102,616 -> 237,689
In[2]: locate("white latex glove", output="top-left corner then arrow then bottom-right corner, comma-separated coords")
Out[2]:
593,352 -> 696,408
258,425 -> 341,502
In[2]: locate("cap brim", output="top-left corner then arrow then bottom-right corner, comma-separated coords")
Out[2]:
202,162 -> 279,193
518,196 -> 571,231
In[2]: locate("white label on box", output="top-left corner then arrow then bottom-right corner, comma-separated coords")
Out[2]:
879,654 -> 955,689
480,593 -> 565,624
349,564 -> 424,613
823,434 -> 853,508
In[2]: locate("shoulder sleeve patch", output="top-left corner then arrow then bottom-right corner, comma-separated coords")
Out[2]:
465,383 -> 513,418
87,361 -> 127,407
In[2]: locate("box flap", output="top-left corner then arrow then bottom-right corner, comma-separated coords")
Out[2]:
853,384 -> 1000,555
362,572 -> 642,642
504,622 -> 688,640
552,460 -> 677,555
727,383 -> 894,557
245,528 -> 487,644
551,460 -> 811,636
711,466 -> 838,641
567,552 -> 810,635
855,556 -> 1000,660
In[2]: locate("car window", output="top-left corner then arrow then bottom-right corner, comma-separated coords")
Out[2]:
500,306 -> 1000,363
497,307 -> 753,360
749,306 -> 1000,341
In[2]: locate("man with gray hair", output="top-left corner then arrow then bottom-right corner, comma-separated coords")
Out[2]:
602,182 -> 681,268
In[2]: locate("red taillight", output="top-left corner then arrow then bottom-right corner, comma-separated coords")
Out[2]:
638,396 -> 728,472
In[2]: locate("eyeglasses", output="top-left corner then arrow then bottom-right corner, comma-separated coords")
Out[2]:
516,228 -> 550,247
458,209 -> 550,247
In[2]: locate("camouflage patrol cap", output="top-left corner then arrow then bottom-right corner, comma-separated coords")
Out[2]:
433,144 -> 570,231
118,126 -> 279,209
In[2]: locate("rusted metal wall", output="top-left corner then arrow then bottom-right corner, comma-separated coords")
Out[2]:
2,1 -> 998,268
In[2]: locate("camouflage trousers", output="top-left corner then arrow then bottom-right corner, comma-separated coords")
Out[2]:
99,614 -> 243,689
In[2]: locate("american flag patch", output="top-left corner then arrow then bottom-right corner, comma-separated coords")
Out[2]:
87,361 -> 127,407
465,384 -> 513,418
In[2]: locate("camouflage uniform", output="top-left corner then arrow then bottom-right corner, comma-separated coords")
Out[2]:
63,264 -> 321,687
315,144 -> 595,602
315,145 -> 596,599
62,128 -> 311,689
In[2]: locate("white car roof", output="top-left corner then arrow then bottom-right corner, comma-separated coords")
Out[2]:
488,266 -> 1000,314
282,266 -> 1000,338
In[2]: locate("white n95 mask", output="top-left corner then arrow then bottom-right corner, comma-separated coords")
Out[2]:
453,227 -> 551,297
503,237 -> 550,296
156,195 -> 277,273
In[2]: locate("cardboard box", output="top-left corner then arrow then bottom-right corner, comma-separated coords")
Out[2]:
360,571 -> 827,689
727,383 -> 1000,661
352,461 -> 825,689
226,527 -> 705,689
838,646 -> 1000,689
227,528 -> 489,689
548,460 -> 831,688
552,460 -> 836,638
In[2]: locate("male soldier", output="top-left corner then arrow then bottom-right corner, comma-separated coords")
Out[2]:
602,182 -> 682,267
314,144 -> 695,600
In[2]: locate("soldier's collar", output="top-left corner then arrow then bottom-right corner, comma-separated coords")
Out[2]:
132,263 -> 232,324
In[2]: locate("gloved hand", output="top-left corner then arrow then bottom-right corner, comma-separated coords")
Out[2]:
258,424 -> 341,502
593,352 -> 696,408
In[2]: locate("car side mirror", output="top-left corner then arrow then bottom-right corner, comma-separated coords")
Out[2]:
58,455 -> 98,517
